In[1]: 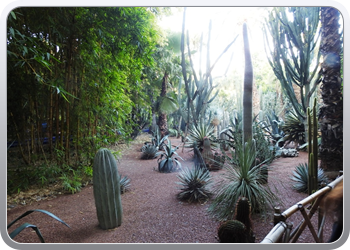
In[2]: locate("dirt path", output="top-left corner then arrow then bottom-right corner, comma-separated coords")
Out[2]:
6,134 -> 335,244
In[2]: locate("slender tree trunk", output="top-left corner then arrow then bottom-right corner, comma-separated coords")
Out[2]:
158,73 -> 169,138
318,7 -> 343,171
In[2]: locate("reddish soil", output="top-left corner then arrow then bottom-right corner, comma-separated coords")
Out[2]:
6,134 -> 336,244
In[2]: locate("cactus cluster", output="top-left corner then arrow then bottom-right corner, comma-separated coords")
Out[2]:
93,148 -> 123,230
217,197 -> 255,243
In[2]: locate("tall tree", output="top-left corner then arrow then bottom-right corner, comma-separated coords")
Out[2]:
318,7 -> 343,171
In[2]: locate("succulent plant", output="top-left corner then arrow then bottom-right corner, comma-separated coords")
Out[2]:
157,139 -> 183,173
119,175 -> 131,194
282,109 -> 306,145
211,152 -> 225,171
217,220 -> 249,243
186,122 -> 217,152
176,166 -> 212,203
7,209 -> 70,243
235,197 -> 255,243
93,148 -> 122,230
141,143 -> 159,159
291,163 -> 329,193
208,139 -> 279,220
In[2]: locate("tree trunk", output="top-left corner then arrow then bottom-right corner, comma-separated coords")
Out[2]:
318,7 -> 343,171
158,73 -> 169,138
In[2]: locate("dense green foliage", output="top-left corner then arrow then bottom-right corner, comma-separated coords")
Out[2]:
7,7 -> 164,193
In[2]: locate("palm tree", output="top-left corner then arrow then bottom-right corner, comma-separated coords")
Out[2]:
318,7 -> 343,171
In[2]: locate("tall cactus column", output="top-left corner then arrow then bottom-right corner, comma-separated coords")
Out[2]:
242,22 -> 253,144
93,148 -> 123,230
307,98 -> 318,195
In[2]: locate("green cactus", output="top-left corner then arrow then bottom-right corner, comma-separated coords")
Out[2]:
93,148 -> 123,230
307,98 -> 318,195
242,22 -> 253,144
234,197 -> 255,243
217,220 -> 249,243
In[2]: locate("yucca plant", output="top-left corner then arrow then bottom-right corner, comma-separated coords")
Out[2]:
157,139 -> 183,173
176,165 -> 212,203
186,122 -> 217,151
208,140 -> 279,220
7,209 -> 70,243
291,163 -> 329,193
141,143 -> 159,159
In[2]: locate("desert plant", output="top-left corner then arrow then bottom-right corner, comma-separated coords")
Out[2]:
168,128 -> 178,137
217,220 -> 249,243
291,163 -> 329,193
242,22 -> 253,144
7,209 -> 70,243
157,139 -> 183,173
141,143 -> 159,159
208,140 -> 279,220
282,109 -> 306,146
307,98 -> 318,195
176,166 -> 212,203
234,197 -> 255,243
93,148 -> 122,230
259,110 -> 285,147
186,122 -> 217,151
151,125 -> 169,148
120,175 -> 131,194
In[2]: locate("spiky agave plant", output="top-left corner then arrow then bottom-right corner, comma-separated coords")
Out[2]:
7,209 -> 70,243
291,163 -> 329,193
119,175 -> 131,194
208,140 -> 279,220
176,166 -> 212,203
141,143 -> 159,159
157,139 -> 183,173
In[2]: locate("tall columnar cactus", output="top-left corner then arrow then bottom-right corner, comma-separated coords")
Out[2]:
242,22 -> 253,144
93,148 -> 123,230
307,98 -> 318,195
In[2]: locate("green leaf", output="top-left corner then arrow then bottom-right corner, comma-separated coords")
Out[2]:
10,11 -> 16,20
7,209 -> 70,230
9,223 -> 45,243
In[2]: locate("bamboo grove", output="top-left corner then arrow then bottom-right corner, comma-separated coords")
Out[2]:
7,8 -> 162,171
